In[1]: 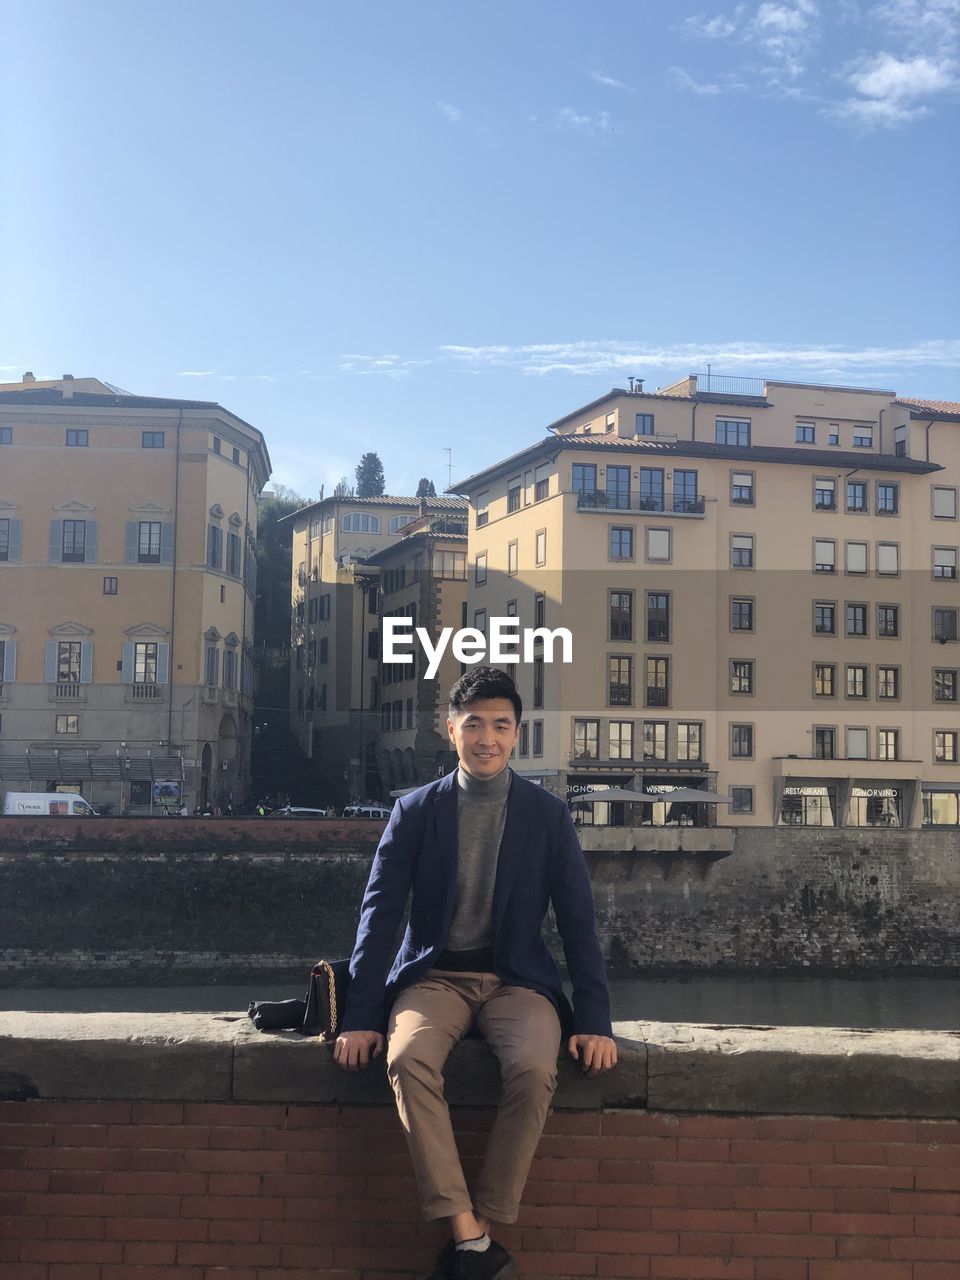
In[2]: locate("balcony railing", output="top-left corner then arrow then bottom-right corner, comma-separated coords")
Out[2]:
645,687 -> 669,707
129,683 -> 163,700
52,682 -> 83,701
576,491 -> 705,515
695,374 -> 766,398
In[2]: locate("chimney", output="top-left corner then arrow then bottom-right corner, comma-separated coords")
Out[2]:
62,375 -> 74,399
22,372 -> 35,384
419,498 -> 428,518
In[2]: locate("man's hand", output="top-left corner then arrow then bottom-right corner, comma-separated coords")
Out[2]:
334,1030 -> 385,1071
567,1034 -> 618,1077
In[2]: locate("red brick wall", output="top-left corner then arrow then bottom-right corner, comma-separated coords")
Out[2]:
1,1101 -> 957,1279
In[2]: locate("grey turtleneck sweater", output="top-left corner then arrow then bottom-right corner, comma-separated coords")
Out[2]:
445,765 -> 512,952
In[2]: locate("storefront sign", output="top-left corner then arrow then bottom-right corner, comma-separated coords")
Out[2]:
784,785 -> 830,796
852,787 -> 898,798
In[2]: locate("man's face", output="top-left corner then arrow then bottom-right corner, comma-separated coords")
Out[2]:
447,696 -> 520,780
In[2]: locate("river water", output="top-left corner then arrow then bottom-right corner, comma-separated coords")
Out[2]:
3,974 -> 958,1031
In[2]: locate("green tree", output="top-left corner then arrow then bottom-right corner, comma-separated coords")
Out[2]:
415,477 -> 436,498
355,452 -> 386,498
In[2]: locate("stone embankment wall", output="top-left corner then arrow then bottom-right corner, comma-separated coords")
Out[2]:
1,821 -> 958,985
0,1013 -> 957,1279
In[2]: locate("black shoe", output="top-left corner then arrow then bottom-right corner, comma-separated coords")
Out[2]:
450,1240 -> 518,1280
427,1239 -> 457,1279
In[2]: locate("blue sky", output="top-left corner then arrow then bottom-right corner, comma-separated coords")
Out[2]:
1,0 -> 957,496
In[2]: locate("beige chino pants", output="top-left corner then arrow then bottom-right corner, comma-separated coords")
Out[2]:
386,971 -> 562,1224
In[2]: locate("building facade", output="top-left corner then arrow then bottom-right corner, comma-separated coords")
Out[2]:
0,375 -> 270,812
452,375 -> 960,829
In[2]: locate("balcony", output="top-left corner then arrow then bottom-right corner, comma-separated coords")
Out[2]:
576,491 -> 706,516
694,373 -> 766,398
49,682 -> 84,702
645,687 -> 670,707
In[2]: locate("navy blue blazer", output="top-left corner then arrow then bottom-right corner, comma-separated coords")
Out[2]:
340,769 -> 613,1038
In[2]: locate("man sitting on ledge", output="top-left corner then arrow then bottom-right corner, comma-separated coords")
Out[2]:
335,666 -> 618,1279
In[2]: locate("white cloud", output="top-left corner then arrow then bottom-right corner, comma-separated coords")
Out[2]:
437,101 -> 463,123
339,353 -> 431,379
590,70 -> 633,91
682,8 -> 747,38
556,107 -> 615,135
848,50 -> 955,95
669,66 -> 748,94
178,370 -> 216,377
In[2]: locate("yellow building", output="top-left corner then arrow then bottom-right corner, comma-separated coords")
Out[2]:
0,374 -> 270,812
452,374 -> 960,830
284,495 -> 467,801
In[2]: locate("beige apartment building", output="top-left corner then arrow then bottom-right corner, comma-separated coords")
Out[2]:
0,374 -> 270,813
285,494 -> 467,800
452,374 -> 960,830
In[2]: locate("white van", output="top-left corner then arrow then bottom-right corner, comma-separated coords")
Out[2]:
2,792 -> 98,817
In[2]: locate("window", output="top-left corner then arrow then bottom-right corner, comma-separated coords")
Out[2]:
609,721 -> 633,760
0,427 -> 11,444
731,660 -> 754,695
138,521 -> 161,563
932,487 -> 958,520
877,542 -> 900,576
677,722 -> 702,762
532,720 -> 543,756
533,656 -> 544,708
796,423 -> 815,443
877,666 -> 900,699
877,605 -> 899,638
730,786 -> 754,814
207,523 -> 222,569
731,724 -> 754,758
518,722 -> 529,755
933,548 -> 958,580
846,481 -> 867,513
506,599 -> 518,618
406,698 -> 414,729
55,714 -> 79,734
367,628 -> 377,659
645,656 -> 669,707
320,593 -> 331,620
933,607 -> 958,641
507,540 -> 518,575
135,642 -> 158,684
730,471 -> 754,505
852,425 -> 873,448
814,540 -> 836,573
814,663 -> 835,697
814,602 -> 836,635
222,649 -> 238,691
341,512 -> 381,533
225,532 -> 241,577
433,550 -> 466,579
877,728 -> 899,761
845,542 -> 868,575
574,720 -> 599,759
895,426 -> 907,457
232,446 -> 241,465
828,424 -> 840,446
814,478 -> 836,510
605,465 -> 630,510
610,591 -> 633,641
731,597 -> 754,631
814,727 -> 836,759
66,429 -> 88,447
475,551 -> 487,585
388,515 -> 415,534
846,727 -> 869,759
935,730 -> 959,763
636,413 -> 654,436
62,520 -> 87,563
647,592 -> 669,642
56,641 -> 81,683
213,436 -> 222,454
731,534 -> 754,568
0,519 -> 9,561
103,576 -> 118,595
639,467 -> 665,512
646,527 -> 670,562
476,492 -> 489,527
608,656 -> 633,706
508,476 -> 522,511
205,645 -> 219,688
141,431 -> 164,449
876,483 -> 898,515
846,665 -> 868,698
716,418 -> 750,446
535,530 -> 546,566
572,464 -> 596,497
319,636 -> 329,663
534,465 -> 550,502
392,700 -> 403,731
610,526 -> 634,560
846,603 -> 868,637
934,669 -> 958,702
642,721 -> 667,760
474,608 -> 487,634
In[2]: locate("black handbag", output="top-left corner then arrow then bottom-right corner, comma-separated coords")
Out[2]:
247,958 -> 351,1039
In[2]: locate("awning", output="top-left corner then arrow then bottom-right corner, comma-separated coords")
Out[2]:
641,787 -> 733,804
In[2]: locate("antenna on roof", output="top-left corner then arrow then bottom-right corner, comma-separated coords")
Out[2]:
444,447 -> 452,489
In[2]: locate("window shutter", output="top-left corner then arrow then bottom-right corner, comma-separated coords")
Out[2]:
44,640 -> 59,683
160,522 -> 175,564
124,522 -> 139,562
1,640 -> 15,683
80,641 -> 94,684
83,519 -> 98,563
49,520 -> 63,562
156,642 -> 170,684
121,642 -> 135,684
7,520 -> 21,561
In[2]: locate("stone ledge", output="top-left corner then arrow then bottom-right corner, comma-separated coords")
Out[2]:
1,1013 -> 956,1116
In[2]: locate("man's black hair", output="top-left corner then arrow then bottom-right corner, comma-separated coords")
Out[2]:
448,665 -> 522,724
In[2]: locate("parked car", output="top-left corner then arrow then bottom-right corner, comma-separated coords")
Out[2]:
342,802 -> 393,819
2,792 -> 98,817
267,804 -> 336,818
